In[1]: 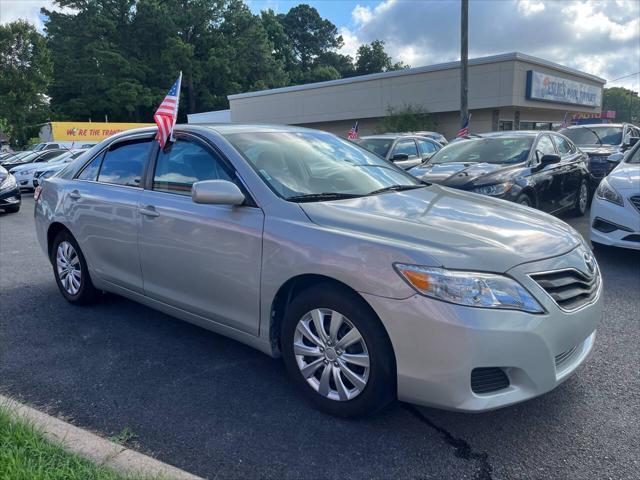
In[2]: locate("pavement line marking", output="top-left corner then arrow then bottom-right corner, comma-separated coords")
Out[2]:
0,394 -> 204,480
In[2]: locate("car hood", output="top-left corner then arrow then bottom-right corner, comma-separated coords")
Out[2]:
9,162 -> 37,172
608,163 -> 640,191
299,185 -> 581,273
579,146 -> 619,156
408,162 -> 516,188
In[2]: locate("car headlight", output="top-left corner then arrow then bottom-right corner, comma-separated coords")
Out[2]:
595,178 -> 623,206
471,182 -> 513,196
21,169 -> 36,176
0,174 -> 17,192
394,264 -> 544,313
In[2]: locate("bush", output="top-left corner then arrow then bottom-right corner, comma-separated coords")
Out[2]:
374,104 -> 434,134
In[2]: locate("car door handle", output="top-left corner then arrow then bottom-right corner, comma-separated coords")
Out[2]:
139,206 -> 160,218
69,190 -> 81,200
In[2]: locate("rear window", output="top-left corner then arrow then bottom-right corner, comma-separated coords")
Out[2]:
354,138 -> 394,158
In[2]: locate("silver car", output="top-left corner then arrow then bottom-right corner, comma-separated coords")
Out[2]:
35,125 -> 602,416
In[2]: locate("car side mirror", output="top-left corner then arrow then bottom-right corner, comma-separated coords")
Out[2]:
391,153 -> 410,161
192,180 -> 245,206
540,154 -> 561,166
607,152 -> 624,163
627,137 -> 639,147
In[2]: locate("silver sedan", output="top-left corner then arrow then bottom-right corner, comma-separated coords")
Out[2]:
34,124 -> 601,416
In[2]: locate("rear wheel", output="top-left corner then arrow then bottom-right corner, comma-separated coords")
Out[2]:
51,230 -> 99,305
571,180 -> 589,216
281,284 -> 396,417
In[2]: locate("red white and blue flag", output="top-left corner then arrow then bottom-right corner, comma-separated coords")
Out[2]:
456,114 -> 471,138
154,72 -> 182,148
347,121 -> 359,140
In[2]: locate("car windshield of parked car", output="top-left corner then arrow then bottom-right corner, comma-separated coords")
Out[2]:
427,137 -> 533,165
559,126 -> 623,146
226,131 -> 422,201
353,138 -> 393,158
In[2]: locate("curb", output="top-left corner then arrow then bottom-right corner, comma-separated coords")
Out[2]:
0,394 -> 204,480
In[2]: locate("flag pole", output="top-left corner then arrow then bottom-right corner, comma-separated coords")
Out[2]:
170,71 -> 183,143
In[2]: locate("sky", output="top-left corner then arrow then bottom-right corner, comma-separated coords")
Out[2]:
1,0 -> 639,90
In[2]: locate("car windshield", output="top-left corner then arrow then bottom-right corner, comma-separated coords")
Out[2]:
427,137 -> 533,165
559,126 -> 623,146
225,131 -> 422,201
353,138 -> 393,158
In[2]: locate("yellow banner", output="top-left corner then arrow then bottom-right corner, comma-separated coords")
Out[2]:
50,122 -> 155,141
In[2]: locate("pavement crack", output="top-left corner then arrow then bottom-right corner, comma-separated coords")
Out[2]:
402,403 -> 493,480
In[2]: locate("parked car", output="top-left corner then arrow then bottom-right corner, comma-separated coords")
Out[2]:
353,134 -> 442,170
0,151 -> 32,166
35,125 -> 601,417
408,131 -> 590,216
558,123 -> 640,189
7,150 -> 67,188
32,150 -> 88,188
409,131 -> 448,145
0,165 -> 21,213
31,141 -> 97,151
590,141 -> 640,250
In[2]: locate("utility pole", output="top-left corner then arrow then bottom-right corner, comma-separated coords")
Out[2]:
460,0 -> 469,128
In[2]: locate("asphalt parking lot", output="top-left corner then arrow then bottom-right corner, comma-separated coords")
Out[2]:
1,196 -> 638,480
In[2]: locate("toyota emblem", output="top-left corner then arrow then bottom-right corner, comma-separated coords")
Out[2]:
583,251 -> 596,275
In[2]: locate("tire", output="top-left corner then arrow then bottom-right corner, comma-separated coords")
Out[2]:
571,179 -> 589,216
280,283 -> 396,417
516,193 -> 533,207
4,204 -> 20,213
51,230 -> 100,305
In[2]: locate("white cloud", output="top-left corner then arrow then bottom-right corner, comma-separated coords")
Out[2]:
340,0 -> 640,90
0,0 -> 72,30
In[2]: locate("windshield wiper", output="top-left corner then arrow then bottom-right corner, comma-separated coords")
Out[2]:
580,126 -> 603,145
287,192 -> 364,202
368,184 -> 426,195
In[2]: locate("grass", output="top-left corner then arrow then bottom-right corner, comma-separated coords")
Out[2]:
0,405 -> 154,480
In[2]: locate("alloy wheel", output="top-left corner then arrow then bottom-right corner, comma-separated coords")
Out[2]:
293,308 -> 370,401
56,241 -> 81,295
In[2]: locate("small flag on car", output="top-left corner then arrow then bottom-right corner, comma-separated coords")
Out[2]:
456,114 -> 471,138
154,72 -> 182,149
347,121 -> 359,140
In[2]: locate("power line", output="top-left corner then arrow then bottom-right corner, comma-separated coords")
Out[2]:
608,72 -> 640,83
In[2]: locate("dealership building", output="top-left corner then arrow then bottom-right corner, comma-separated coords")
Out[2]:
188,52 -> 606,139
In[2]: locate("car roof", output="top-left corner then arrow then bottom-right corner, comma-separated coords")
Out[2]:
561,123 -> 628,129
358,134 -> 434,140
480,131 -> 544,138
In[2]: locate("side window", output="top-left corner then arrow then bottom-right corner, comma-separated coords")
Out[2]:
153,139 -> 232,196
417,139 -> 438,156
535,135 -> 556,160
97,139 -> 151,187
392,139 -> 419,159
45,144 -> 59,150
41,151 -> 64,161
77,152 -> 104,181
554,136 -> 572,156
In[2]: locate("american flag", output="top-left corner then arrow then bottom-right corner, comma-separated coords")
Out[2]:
347,121 -> 359,140
456,114 -> 471,138
154,72 -> 182,148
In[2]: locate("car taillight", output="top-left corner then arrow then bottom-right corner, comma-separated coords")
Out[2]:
34,185 -> 43,201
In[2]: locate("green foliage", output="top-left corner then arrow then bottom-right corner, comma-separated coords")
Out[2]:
0,406 -> 154,479
603,87 -> 640,123
356,40 -> 407,76
0,21 -> 52,148
374,104 -> 434,134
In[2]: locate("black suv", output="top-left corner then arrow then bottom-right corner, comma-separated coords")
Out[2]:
558,123 -> 640,189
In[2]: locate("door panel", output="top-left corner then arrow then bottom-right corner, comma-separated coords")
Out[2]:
138,138 -> 264,335
531,135 -> 563,212
390,139 -> 421,169
553,135 -> 582,209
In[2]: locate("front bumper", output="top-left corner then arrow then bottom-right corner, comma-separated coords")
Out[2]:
362,247 -> 602,412
590,195 -> 640,250
0,183 -> 22,209
14,171 -> 35,189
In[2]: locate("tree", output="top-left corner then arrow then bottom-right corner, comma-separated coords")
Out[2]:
0,21 -> 52,147
374,104 -> 434,134
603,87 -> 640,123
355,40 -> 406,76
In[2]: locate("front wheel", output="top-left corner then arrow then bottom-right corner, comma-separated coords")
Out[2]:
51,230 -> 99,305
280,284 -> 396,417
516,193 -> 533,207
572,180 -> 589,216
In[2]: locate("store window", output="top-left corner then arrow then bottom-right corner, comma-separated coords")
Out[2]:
499,121 -> 513,131
520,121 -> 553,131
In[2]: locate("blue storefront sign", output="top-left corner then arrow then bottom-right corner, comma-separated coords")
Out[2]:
526,70 -> 601,107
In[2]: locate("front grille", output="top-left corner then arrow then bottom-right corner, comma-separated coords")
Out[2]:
471,368 -> 510,394
531,269 -> 599,311
555,345 -> 578,369
630,196 -> 640,214
588,155 -> 610,177
622,234 -> 640,243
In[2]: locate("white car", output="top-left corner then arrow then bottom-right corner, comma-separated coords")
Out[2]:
11,150 -> 85,190
590,142 -> 640,250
